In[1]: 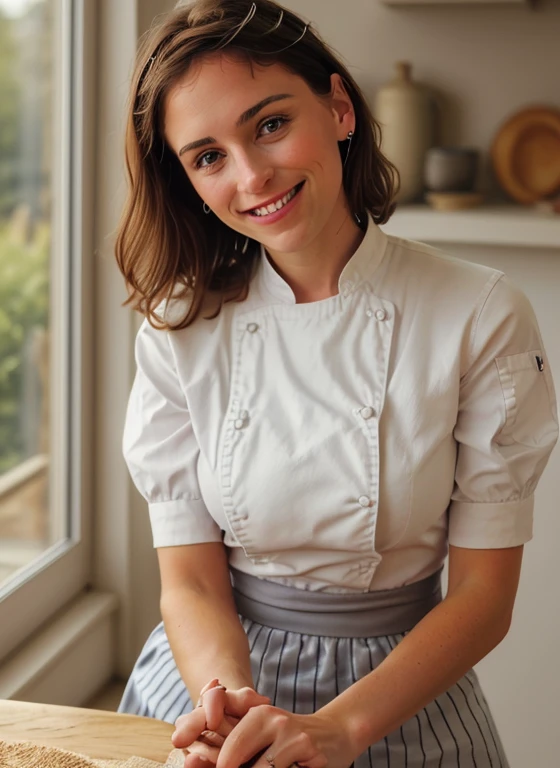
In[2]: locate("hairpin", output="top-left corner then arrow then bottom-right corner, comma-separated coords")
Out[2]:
264,9 -> 284,34
259,22 -> 309,55
218,2 -> 257,49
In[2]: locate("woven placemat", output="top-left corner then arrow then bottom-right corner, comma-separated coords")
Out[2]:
0,740 -> 186,768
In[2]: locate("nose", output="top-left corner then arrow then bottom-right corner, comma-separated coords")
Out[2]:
234,149 -> 273,196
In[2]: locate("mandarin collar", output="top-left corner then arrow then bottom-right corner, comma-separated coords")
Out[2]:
256,215 -> 388,305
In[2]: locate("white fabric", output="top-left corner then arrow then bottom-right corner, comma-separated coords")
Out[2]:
123,219 -> 558,592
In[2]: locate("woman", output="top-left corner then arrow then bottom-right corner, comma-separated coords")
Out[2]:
116,2 -> 558,767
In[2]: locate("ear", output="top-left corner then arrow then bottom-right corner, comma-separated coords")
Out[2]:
329,73 -> 355,141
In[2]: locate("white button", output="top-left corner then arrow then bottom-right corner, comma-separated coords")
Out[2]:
234,419 -> 245,430
359,496 -> 372,508
360,406 -> 375,420
247,322 -> 259,333
375,309 -> 387,321
366,309 -> 374,318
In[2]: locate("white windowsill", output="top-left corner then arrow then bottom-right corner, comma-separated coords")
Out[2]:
0,590 -> 118,704
380,204 -> 560,248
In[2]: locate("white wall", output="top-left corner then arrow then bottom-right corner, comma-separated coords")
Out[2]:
283,0 -> 560,198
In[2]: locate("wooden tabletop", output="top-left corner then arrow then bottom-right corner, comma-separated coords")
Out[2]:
0,700 -> 175,762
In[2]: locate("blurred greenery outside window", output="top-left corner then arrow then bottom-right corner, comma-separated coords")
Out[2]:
0,0 -> 52,583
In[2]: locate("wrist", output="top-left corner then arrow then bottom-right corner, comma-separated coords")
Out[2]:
317,697 -> 369,760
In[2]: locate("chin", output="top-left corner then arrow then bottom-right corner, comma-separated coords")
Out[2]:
259,233 -> 306,254
260,222 -> 318,253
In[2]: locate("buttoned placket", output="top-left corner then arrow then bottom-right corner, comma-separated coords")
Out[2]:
351,290 -> 395,587
219,224 -> 393,586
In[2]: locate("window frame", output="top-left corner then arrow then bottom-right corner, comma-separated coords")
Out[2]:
0,0 -> 96,661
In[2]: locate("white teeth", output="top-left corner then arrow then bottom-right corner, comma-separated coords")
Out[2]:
251,185 -> 299,217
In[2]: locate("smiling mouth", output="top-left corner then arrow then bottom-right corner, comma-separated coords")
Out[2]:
248,182 -> 305,217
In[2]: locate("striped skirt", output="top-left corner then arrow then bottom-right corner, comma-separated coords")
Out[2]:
119,569 -> 510,768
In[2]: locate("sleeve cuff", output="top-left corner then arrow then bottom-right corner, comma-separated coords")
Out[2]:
448,496 -> 533,548
148,499 -> 223,548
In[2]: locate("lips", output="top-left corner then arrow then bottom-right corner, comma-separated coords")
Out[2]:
244,182 -> 305,217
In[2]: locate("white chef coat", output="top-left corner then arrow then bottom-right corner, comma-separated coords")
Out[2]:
123,218 -> 558,593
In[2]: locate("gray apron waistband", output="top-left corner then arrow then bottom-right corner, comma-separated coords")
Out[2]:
231,567 -> 442,638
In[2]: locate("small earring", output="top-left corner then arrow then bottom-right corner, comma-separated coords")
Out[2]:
203,202 -> 211,214
343,131 -> 354,168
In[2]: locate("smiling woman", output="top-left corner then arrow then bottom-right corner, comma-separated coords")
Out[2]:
114,2 -> 557,768
163,54 -> 363,290
116,0 -> 397,324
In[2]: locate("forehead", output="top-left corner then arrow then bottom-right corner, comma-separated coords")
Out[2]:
163,52 -> 312,145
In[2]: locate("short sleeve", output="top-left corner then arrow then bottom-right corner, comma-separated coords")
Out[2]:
449,274 -> 558,548
123,319 -> 223,548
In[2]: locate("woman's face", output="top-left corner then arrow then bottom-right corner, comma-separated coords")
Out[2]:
163,53 -> 355,257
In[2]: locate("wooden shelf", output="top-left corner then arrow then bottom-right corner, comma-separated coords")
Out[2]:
380,204 -> 560,248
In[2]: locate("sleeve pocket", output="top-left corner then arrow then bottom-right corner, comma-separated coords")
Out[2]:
495,350 -> 558,448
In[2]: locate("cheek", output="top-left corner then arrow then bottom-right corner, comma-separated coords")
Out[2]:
187,170 -> 232,209
282,126 -> 340,174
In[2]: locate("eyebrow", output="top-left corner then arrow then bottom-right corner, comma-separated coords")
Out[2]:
178,93 -> 294,157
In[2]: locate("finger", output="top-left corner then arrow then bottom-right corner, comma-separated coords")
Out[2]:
252,741 -> 326,768
173,708 -> 209,748
186,740 -> 221,762
213,716 -> 238,738
198,678 -> 220,698
223,689 -> 271,719
184,750 -> 216,768
216,712 -> 274,768
199,730 -> 226,748
203,686 -> 228,731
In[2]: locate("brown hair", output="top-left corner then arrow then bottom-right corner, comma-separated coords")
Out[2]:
116,0 -> 399,329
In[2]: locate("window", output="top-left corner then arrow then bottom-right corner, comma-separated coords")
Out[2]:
0,0 -> 94,660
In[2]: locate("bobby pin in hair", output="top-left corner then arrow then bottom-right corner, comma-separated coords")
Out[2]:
264,9 -> 284,35
257,21 -> 310,55
218,2 -> 257,49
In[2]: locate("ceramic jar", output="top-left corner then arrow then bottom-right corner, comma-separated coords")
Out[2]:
424,147 -> 479,193
374,61 -> 435,203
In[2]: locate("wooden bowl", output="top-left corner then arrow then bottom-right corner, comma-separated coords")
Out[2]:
491,106 -> 560,204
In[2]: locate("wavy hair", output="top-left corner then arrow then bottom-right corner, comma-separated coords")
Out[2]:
116,0 -> 399,329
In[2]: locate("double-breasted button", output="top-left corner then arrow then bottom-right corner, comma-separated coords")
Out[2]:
359,496 -> 372,508
247,322 -> 259,333
360,406 -> 376,420
375,309 -> 387,322
235,410 -> 249,430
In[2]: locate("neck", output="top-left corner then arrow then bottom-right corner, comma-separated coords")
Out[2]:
265,200 -> 365,304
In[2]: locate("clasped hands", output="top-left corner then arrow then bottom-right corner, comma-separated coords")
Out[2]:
172,679 -> 354,768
